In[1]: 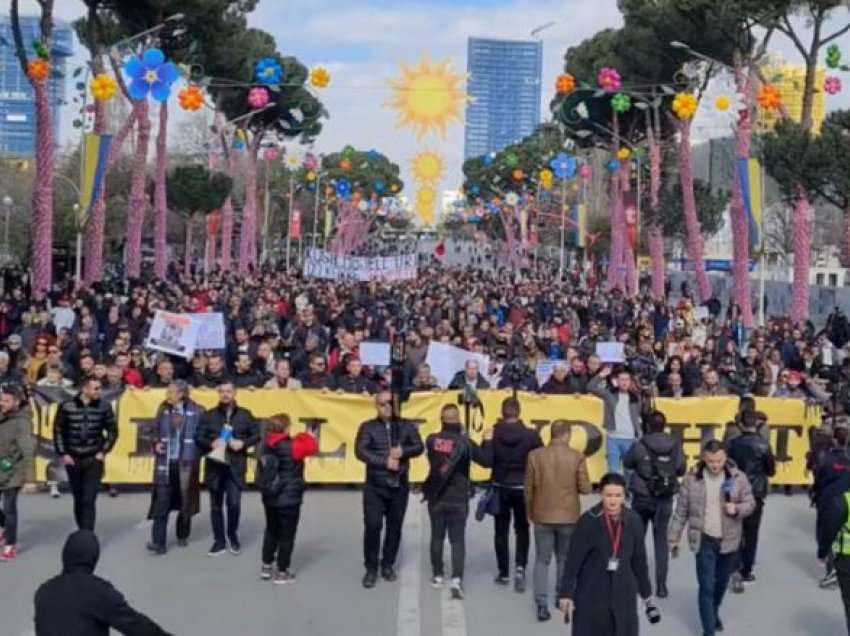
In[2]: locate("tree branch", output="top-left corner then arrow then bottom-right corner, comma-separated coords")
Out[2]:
823,22 -> 850,46
778,15 -> 809,59
9,0 -> 31,77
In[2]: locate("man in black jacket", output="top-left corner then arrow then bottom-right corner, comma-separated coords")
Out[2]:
422,404 -> 492,599
539,361 -> 586,394
34,530 -> 172,636
193,380 -> 259,556
480,397 -> 543,592
53,378 -> 118,531
448,359 -> 491,390
623,411 -> 686,598
355,389 -> 424,589
814,421 -> 850,590
726,409 -> 776,592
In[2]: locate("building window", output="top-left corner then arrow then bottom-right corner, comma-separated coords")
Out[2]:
829,273 -> 838,287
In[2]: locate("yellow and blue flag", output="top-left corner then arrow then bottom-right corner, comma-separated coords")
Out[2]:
570,202 -> 587,248
737,157 -> 763,251
79,133 -> 113,226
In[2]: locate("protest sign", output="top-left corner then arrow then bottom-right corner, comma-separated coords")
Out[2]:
359,341 -> 390,366
303,248 -> 417,282
426,342 -> 490,388
596,342 -> 625,363
189,312 -> 226,350
145,311 -> 200,358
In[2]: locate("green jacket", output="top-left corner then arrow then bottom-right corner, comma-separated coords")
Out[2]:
0,406 -> 35,490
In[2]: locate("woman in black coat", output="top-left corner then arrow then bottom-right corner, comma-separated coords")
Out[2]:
558,473 -> 657,636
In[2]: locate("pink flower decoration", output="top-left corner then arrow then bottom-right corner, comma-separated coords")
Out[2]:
263,147 -> 279,162
247,86 -> 270,109
303,153 -> 319,171
597,67 -> 621,92
825,76 -> 842,96
579,164 -> 592,180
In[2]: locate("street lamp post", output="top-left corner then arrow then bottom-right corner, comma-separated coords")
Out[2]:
2,195 -> 12,258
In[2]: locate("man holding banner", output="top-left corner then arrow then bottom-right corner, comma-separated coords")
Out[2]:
193,380 -> 260,557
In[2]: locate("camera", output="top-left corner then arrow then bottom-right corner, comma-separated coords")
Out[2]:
502,358 -> 526,387
645,601 -> 661,624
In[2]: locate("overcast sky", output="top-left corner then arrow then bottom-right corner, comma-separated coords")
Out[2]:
20,0 -> 850,196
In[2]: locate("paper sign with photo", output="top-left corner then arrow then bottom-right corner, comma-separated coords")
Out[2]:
425,342 -> 490,389
596,342 -> 625,364
145,311 -> 200,359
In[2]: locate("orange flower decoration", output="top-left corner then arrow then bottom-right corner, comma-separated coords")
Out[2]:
340,158 -> 352,171
757,85 -> 782,111
555,73 -> 575,95
178,85 -> 204,112
27,59 -> 49,82
512,169 -> 525,181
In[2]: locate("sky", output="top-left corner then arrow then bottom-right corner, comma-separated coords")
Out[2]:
17,0 -> 850,202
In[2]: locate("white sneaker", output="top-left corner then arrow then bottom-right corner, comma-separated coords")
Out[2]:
450,578 -> 464,600
49,484 -> 60,499
430,575 -> 444,589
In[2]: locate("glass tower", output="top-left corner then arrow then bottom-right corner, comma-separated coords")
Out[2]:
0,16 -> 73,156
464,37 -> 542,160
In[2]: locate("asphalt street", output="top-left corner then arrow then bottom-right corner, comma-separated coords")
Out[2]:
0,489 -> 843,636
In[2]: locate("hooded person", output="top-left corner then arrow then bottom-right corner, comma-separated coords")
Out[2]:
34,530 -> 172,636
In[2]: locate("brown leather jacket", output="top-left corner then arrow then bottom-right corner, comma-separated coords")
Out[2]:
524,438 -> 592,525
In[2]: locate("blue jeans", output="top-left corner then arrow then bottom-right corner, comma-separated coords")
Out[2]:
606,436 -> 634,474
695,535 -> 736,635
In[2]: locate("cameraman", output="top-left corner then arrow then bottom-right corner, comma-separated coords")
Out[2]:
497,358 -> 539,392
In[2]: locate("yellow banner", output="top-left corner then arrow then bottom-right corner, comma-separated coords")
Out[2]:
30,390 -> 820,486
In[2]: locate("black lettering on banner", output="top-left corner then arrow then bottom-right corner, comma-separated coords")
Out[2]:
300,417 -> 346,460
771,424 -> 803,464
128,416 -> 157,459
569,421 -> 604,458
667,422 -> 722,462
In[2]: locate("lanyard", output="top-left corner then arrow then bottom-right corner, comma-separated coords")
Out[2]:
603,513 -> 623,559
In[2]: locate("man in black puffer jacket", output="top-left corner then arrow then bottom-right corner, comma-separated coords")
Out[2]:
422,404 -> 492,599
35,530 -> 172,636
479,396 -> 543,593
256,413 -> 319,584
355,389 -> 424,589
726,409 -> 776,591
53,378 -> 118,531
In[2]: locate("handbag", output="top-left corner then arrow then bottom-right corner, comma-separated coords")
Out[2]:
475,484 -> 501,522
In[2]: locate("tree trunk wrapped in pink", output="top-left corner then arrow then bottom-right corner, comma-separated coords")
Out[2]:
238,134 -> 261,273
791,186 -> 812,325
153,101 -> 169,279
125,101 -> 151,279
647,120 -> 665,300
676,119 -> 711,302
606,170 -> 625,292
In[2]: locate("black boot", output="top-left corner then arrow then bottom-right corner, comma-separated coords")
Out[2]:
362,570 -> 378,588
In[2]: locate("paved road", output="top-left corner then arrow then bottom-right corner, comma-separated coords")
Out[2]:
0,489 -> 844,636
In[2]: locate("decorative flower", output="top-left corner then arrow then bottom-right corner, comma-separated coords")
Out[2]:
27,59 -> 49,82
512,169 -> 524,181
555,73 -> 575,95
358,200 -> 369,212
579,164 -> 592,180
178,85 -> 204,111
616,147 -> 631,161
469,184 -> 481,196
550,152 -> 577,180
390,183 -> 400,193
32,40 -> 49,61
310,66 -> 331,88
303,153 -> 319,171
263,147 -> 279,162
611,92 -> 632,113
247,86 -> 270,109
607,159 -> 621,172
90,73 -> 117,101
340,158 -> 352,171
692,74 -> 744,134
306,170 -> 317,182
827,44 -> 842,69
335,178 -> 352,198
504,152 -> 519,168
825,76 -> 842,96
539,169 -> 554,190
374,180 -> 386,193
233,138 -> 245,151
757,85 -> 782,111
367,149 -> 381,162
254,57 -> 283,85
342,145 -> 356,158
286,154 -> 301,168
505,192 -> 520,206
124,48 -> 179,102
597,67 -> 621,92
483,152 -> 495,167
672,92 -> 698,119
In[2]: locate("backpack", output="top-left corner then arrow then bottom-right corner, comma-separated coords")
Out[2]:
640,441 -> 678,498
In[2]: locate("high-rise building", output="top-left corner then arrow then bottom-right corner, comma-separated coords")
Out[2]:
0,16 -> 73,156
464,37 -> 542,160
755,64 -> 826,134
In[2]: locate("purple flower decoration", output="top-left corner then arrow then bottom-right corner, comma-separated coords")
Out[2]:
549,152 -> 577,180
124,48 -> 179,102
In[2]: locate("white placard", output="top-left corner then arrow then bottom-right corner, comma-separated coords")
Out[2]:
425,341 -> 490,389
303,248 -> 417,282
50,306 -> 76,332
596,342 -> 625,364
359,341 -> 390,366
189,312 -> 226,350
536,359 -> 558,387
694,306 -> 710,321
144,310 -> 200,359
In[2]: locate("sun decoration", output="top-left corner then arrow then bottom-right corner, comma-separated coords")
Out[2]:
415,186 -> 437,225
306,171 -> 317,182
247,86 -> 270,109
27,58 -> 49,82
410,151 -> 445,184
90,73 -> 117,101
178,85 -> 204,111
672,92 -> 698,119
616,147 -> 631,161
597,67 -> 621,92
539,169 -> 554,190
386,56 -> 469,140
757,85 -> 782,111
825,76 -> 843,96
310,66 -> 331,89
555,73 -> 576,95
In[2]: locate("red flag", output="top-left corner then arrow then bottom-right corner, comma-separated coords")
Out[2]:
290,209 -> 302,239
206,210 -> 221,237
434,242 -> 446,258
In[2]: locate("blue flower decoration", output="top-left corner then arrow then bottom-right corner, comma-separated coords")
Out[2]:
233,139 -> 245,151
374,180 -> 386,193
254,57 -> 283,85
483,153 -> 495,167
607,159 -> 621,172
469,184 -> 481,196
550,152 -> 577,180
124,48 -> 179,102
335,178 -> 352,199
367,149 -> 381,162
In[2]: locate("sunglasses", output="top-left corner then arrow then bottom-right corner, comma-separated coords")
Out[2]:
377,400 -> 392,407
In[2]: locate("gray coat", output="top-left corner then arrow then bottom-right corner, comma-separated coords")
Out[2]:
668,461 -> 756,554
587,376 -> 644,436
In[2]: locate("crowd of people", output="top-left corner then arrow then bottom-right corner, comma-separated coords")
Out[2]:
0,261 -> 849,634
